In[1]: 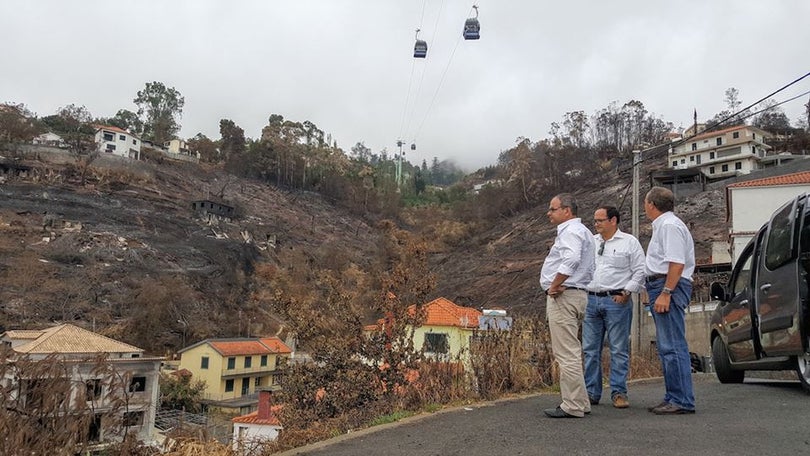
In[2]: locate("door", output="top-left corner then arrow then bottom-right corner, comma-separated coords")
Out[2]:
241,378 -> 250,396
755,196 -> 804,356
721,240 -> 757,361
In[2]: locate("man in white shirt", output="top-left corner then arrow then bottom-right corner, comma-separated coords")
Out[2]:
583,206 -> 645,409
644,186 -> 696,415
540,193 -> 595,418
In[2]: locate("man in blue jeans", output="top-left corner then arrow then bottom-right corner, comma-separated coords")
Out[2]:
643,186 -> 696,415
583,206 -> 645,409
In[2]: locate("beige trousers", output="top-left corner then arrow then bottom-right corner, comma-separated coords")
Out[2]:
546,289 -> 589,416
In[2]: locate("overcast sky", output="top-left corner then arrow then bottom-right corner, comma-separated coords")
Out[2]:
2,0 -> 809,170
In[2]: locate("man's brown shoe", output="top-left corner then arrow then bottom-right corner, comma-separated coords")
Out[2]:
651,403 -> 695,415
647,401 -> 669,412
612,394 -> 629,409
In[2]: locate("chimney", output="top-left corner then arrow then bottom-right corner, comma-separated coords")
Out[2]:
257,388 -> 273,419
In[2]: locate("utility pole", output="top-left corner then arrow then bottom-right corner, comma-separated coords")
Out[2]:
631,149 -> 642,355
395,140 -> 404,189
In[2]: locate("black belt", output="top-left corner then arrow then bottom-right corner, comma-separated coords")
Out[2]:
646,274 -> 667,283
588,289 -> 624,297
545,286 -> 585,295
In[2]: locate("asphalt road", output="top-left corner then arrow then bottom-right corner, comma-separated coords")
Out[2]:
279,374 -> 810,456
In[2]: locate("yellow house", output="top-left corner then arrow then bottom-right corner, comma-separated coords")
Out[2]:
178,337 -> 291,414
366,297 -> 482,363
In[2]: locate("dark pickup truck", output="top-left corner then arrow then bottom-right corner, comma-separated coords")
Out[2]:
710,193 -> 810,393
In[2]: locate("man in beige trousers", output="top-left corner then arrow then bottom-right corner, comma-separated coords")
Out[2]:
540,193 -> 595,418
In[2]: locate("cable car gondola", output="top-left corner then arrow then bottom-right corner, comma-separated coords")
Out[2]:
414,28 -> 428,58
463,5 -> 480,40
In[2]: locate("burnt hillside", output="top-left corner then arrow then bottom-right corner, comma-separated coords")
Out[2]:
0,153 -> 383,354
428,164 -> 728,313
0,150 -> 730,354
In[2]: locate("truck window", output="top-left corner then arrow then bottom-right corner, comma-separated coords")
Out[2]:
732,252 -> 753,296
765,202 -> 796,270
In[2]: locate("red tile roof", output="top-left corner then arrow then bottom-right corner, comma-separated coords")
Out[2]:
232,405 -> 282,426
259,337 -> 292,354
209,337 -> 292,356
727,170 -> 810,188
411,297 -> 481,328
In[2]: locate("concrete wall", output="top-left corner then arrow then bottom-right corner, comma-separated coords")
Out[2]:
636,302 -> 717,358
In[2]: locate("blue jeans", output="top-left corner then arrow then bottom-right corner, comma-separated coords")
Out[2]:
646,277 -> 695,410
583,294 -> 633,402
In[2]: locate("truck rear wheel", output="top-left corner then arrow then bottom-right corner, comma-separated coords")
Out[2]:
712,336 -> 744,384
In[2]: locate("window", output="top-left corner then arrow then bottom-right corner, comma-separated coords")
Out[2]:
106,144 -> 116,152
672,161 -> 677,167
129,376 -> 146,392
680,159 -> 685,164
735,162 -> 742,170
86,379 -> 102,401
123,411 -> 144,426
119,134 -> 125,141
424,333 -> 449,354
765,201 -> 797,270
103,132 -> 114,141
709,152 -> 715,159
709,166 -> 715,174
244,356 -> 252,368
689,156 -> 695,162
225,379 -> 234,392
731,249 -> 754,296
260,355 -> 268,367
133,139 -> 138,145
227,357 -> 236,369
753,133 -> 756,139
696,155 -> 701,164
733,131 -> 740,139
201,356 -> 209,369
721,164 -> 729,172
255,377 -> 262,387
716,137 -> 722,146
691,143 -> 697,151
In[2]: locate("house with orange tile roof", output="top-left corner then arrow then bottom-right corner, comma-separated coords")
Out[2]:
0,323 -> 163,447
177,337 -> 292,414
669,125 -> 772,179
231,387 -> 283,453
94,124 -> 141,160
726,170 -> 810,262
366,297 -> 483,363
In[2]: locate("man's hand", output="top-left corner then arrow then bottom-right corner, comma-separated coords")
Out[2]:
654,293 -> 671,313
548,284 -> 566,298
613,293 -> 630,304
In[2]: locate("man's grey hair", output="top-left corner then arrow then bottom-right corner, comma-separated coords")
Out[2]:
555,193 -> 578,216
646,186 -> 674,213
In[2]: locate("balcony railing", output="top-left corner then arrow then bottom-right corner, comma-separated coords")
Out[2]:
219,365 -> 280,377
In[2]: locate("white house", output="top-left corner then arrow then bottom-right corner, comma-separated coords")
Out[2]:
726,170 -> 810,263
0,324 -> 163,447
164,139 -> 190,155
32,131 -> 66,147
231,388 -> 282,454
669,125 -> 772,180
94,125 -> 141,160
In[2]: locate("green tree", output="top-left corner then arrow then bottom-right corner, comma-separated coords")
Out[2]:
107,109 -> 143,136
159,371 -> 207,412
0,102 -> 42,150
752,99 -> 792,133
187,132 -> 219,163
133,81 -> 184,144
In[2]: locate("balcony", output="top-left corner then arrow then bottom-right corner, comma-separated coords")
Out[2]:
219,365 -> 280,378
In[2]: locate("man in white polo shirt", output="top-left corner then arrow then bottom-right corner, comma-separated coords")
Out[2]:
643,186 -> 696,415
583,205 -> 645,409
540,193 -> 595,418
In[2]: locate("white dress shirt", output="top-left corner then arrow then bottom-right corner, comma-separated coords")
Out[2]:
540,218 -> 595,290
645,211 -> 695,280
586,229 -> 646,293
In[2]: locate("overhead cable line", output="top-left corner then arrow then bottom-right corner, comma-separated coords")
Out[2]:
409,4 -> 477,145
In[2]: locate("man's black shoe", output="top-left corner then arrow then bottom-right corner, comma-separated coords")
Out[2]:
588,396 -> 599,405
543,406 -> 582,418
